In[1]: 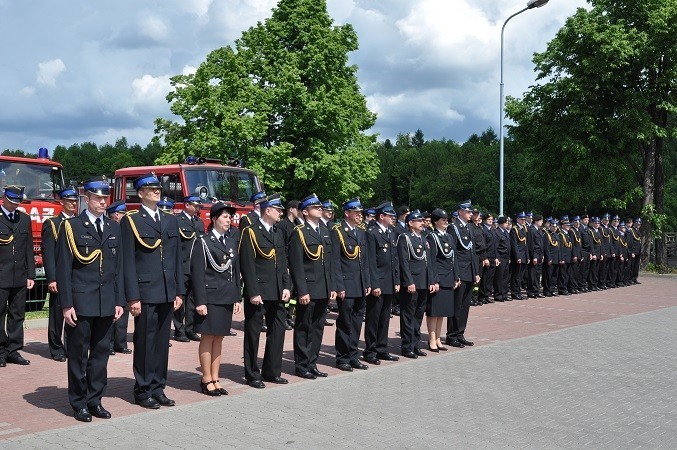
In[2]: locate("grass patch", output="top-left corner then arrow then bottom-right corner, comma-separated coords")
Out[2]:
25,305 -> 49,320
644,263 -> 677,274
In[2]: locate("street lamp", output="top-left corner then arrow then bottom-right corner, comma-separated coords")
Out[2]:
498,0 -> 549,217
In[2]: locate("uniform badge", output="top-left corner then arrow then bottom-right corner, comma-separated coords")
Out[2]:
383,248 -> 387,252
344,227 -> 349,232
444,243 -> 449,247
111,248 -> 116,256
384,243 -> 388,248
84,222 -> 90,226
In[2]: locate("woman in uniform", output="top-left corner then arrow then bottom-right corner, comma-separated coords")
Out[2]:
425,209 -> 458,352
191,202 -> 242,396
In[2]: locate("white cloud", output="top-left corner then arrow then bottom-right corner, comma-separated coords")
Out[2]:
139,13 -> 169,42
36,59 -> 66,86
131,74 -> 171,115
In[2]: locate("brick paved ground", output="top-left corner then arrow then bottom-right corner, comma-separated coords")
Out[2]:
1,275 -> 675,448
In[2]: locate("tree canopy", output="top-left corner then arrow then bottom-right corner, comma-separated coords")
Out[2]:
505,0 -> 677,264
154,0 -> 378,202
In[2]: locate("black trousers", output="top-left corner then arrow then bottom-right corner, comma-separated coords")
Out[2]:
243,300 -> 286,381
558,263 -> 571,293
598,256 -> 609,287
543,263 -> 558,295
364,293 -> 393,358
510,262 -> 525,297
479,263 -> 495,301
527,262 -> 542,296
335,296 -> 366,365
48,292 -> 66,357
494,258 -> 510,300
0,286 -> 27,359
579,254 -> 591,288
110,306 -> 129,351
172,279 -> 196,337
133,302 -> 172,401
294,297 -> 328,373
608,256 -> 619,286
588,258 -> 599,288
65,315 -> 113,410
630,255 -> 640,282
568,261 -> 580,291
447,280 -> 473,340
400,289 -> 427,353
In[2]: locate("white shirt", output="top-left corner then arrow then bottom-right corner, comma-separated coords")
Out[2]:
141,204 -> 160,219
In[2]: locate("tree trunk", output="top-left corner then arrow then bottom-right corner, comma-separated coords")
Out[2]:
654,135 -> 666,266
640,139 -> 655,267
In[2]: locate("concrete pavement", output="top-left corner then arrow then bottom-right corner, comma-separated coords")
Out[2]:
2,276 -> 676,448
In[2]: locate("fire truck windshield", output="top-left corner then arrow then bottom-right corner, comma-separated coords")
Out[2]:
184,168 -> 259,204
0,162 -> 64,200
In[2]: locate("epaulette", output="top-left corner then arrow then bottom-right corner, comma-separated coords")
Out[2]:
125,210 -> 139,216
294,223 -> 304,230
332,223 -> 341,230
357,223 -> 366,231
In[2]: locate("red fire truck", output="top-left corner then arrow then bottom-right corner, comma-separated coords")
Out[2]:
0,149 -> 66,309
113,157 -> 261,226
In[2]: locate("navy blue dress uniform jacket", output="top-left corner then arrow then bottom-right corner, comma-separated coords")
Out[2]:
239,218 -> 290,301
528,224 -> 544,261
121,209 -> 184,303
366,224 -> 399,296
543,230 -> 560,263
41,213 -> 68,284
448,221 -> 478,282
177,212 -> 205,277
483,225 -> 498,261
331,221 -> 371,297
190,232 -> 241,306
288,222 -> 334,299
0,209 -> 35,288
588,227 -> 602,259
397,231 -> 434,289
494,227 -> 511,260
558,230 -> 573,263
56,212 -> 125,316
427,230 -> 456,287
569,227 -> 582,259
510,224 -> 529,263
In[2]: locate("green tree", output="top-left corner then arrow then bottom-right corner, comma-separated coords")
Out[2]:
154,0 -> 378,202
506,0 -> 677,265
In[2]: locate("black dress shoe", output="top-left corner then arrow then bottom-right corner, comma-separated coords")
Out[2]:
309,368 -> 328,377
350,360 -> 368,370
229,331 -> 237,336
458,337 -> 474,346
247,379 -> 266,388
324,319 -> 334,326
152,393 -> 176,406
445,339 -> 465,348
427,344 -> 440,353
74,408 -> 92,422
336,363 -> 353,371
174,335 -> 190,342
494,297 -> 505,302
363,356 -> 381,365
0,359 -> 5,368
261,325 -> 268,332
186,332 -> 201,341
263,376 -> 288,384
88,404 -> 111,419
485,298 -> 495,303
296,370 -> 317,379
538,293 -> 546,298
377,353 -> 399,361
6,354 -> 30,365
115,348 -> 133,354
53,355 -> 67,362
109,349 -> 116,355
414,349 -> 427,357
136,397 -> 160,409
401,351 -> 418,359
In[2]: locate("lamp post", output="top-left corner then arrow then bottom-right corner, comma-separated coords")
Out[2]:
499,0 -> 549,217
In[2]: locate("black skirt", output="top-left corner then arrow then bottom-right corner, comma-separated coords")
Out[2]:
193,303 -> 235,336
426,286 -> 454,317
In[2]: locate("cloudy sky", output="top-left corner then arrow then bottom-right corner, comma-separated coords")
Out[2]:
0,0 -> 588,153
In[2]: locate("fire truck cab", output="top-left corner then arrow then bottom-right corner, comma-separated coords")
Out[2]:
0,149 -> 66,309
113,157 -> 262,227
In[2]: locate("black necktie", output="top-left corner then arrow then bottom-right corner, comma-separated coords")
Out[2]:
219,235 -> 225,246
154,212 -> 160,223
95,218 -> 103,238
8,212 -> 14,222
